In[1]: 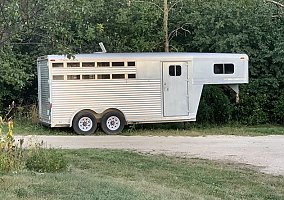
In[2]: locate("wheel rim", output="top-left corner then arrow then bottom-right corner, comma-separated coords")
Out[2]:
106,116 -> 120,131
78,117 -> 93,132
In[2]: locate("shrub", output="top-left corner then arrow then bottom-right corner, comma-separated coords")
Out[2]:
26,148 -> 68,173
197,85 -> 234,124
0,118 -> 25,173
14,104 -> 39,124
1,113 -> 68,174
272,93 -> 284,125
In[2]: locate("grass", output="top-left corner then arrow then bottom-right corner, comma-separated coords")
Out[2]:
13,120 -> 284,136
0,149 -> 283,200
124,123 -> 284,136
13,121 -> 74,136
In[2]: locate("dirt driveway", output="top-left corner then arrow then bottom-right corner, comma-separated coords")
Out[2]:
16,135 -> 284,176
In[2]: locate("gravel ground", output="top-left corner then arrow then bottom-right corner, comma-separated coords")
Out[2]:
15,135 -> 284,176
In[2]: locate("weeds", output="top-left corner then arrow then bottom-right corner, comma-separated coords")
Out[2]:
26,148 -> 68,173
0,103 -> 68,174
15,103 -> 39,124
0,117 -> 25,173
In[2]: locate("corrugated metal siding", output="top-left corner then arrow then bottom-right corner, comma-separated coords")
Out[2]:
38,60 -> 50,123
52,67 -> 136,75
51,80 -> 162,125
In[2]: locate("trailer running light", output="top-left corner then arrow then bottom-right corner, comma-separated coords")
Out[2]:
50,59 -> 55,61
240,57 -> 245,60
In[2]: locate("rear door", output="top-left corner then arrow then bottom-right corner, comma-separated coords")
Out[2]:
37,59 -> 51,123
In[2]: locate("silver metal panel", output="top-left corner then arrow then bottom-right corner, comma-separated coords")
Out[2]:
37,60 -> 50,123
52,67 -> 136,75
163,62 -> 188,116
192,58 -> 248,84
45,53 -> 248,62
50,80 -> 162,126
188,84 -> 204,120
136,61 -> 161,79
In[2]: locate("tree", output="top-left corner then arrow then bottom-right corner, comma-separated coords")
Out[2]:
128,0 -> 188,52
266,0 -> 284,9
0,0 -> 283,124
0,0 -> 22,47
163,0 -> 169,52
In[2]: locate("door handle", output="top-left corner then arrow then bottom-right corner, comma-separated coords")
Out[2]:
163,83 -> 169,91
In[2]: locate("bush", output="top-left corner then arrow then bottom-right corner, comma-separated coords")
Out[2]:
236,78 -> 284,125
1,114 -> 68,174
26,148 -> 68,173
0,118 -> 25,173
197,85 -> 234,125
272,93 -> 284,125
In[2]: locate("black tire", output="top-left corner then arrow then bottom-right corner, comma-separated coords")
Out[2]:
72,110 -> 97,135
101,110 -> 125,135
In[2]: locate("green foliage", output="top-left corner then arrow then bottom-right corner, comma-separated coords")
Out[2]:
0,116 -> 67,173
174,0 -> 284,125
0,0 -> 283,125
0,47 -> 32,110
272,93 -> 284,124
0,0 -> 23,47
26,148 -> 68,173
197,86 -> 233,124
0,143 -> 24,173
0,119 -> 25,173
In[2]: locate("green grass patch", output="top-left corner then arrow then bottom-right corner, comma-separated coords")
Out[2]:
13,121 -> 74,136
0,149 -> 283,200
14,120 -> 284,136
124,123 -> 284,136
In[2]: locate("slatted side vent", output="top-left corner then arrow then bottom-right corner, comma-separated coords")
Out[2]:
38,60 -> 50,123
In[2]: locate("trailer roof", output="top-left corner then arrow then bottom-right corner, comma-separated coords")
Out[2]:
38,52 -> 248,61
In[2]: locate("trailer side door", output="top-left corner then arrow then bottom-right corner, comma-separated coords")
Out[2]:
162,62 -> 188,117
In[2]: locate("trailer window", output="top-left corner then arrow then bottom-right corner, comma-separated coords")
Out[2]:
82,62 -> 95,67
127,62 -> 135,66
169,66 -> 175,76
53,75 -> 64,80
169,65 -> 182,76
67,75 -> 80,80
214,64 -> 235,74
52,63 -> 63,68
97,74 -> 110,79
214,64 -> 224,74
112,74 -> 125,79
225,64 -> 234,74
82,75 -> 96,79
128,74 -> 136,79
67,62 -> 80,68
112,62 -> 124,67
97,62 -> 110,67
176,65 -> 181,76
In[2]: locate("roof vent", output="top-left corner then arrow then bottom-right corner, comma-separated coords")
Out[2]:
99,42 -> 107,53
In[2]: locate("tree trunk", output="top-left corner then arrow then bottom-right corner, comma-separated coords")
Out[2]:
163,0 -> 169,52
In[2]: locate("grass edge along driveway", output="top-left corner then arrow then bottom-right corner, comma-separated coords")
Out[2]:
1,149 -> 283,200
14,134 -> 284,176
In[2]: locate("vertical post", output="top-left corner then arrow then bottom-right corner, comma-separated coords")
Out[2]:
163,0 -> 169,52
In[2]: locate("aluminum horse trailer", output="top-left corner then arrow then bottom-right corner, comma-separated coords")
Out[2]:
37,52 -> 249,135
